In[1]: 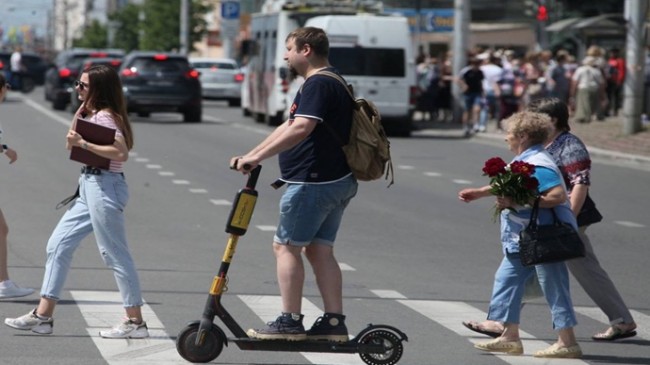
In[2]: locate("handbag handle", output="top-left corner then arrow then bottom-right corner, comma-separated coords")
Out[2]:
528,197 -> 562,230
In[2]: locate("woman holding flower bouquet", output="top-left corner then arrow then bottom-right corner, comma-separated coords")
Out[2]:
458,111 -> 582,358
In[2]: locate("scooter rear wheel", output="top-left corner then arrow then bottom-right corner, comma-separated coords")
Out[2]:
358,329 -> 404,365
176,322 -> 225,363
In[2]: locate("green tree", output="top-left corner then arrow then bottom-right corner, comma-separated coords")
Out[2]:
109,3 -> 141,52
72,20 -> 108,48
140,0 -> 211,52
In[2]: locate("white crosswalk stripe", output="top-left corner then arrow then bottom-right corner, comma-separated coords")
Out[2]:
67,290 -> 648,364
70,291 -> 185,364
398,299 -> 589,364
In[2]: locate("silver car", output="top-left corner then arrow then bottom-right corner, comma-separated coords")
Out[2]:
189,58 -> 243,106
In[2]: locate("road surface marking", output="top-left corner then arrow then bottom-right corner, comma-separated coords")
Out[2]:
574,306 -> 650,340
172,180 -> 190,185
613,221 -> 645,228
158,171 -> 175,176
371,290 -> 407,299
210,199 -> 231,206
70,290 -> 185,364
399,300 -> 588,364
188,188 -> 208,194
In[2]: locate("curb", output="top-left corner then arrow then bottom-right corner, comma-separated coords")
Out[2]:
474,132 -> 650,167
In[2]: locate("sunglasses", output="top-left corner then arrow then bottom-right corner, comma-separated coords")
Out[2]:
74,80 -> 89,90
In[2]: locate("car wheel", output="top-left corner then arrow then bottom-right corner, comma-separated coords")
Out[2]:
183,107 -> 202,123
52,98 -> 67,111
137,111 -> 151,118
228,98 -> 241,107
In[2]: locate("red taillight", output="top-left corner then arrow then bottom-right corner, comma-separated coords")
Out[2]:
186,69 -> 200,79
89,52 -> 108,58
153,54 -> 168,61
281,78 -> 289,93
110,60 -> 122,67
0,60 -> 4,69
409,86 -> 420,107
234,73 -> 244,83
59,68 -> 72,78
121,68 -> 138,77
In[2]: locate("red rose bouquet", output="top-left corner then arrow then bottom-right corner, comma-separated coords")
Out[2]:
482,157 -> 539,220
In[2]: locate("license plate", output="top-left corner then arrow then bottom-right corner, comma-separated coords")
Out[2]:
148,80 -> 173,87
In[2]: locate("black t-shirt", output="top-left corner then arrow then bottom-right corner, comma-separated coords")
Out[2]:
462,67 -> 484,94
279,68 -> 353,183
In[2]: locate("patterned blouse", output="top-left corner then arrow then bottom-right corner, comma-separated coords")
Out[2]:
545,131 -> 591,192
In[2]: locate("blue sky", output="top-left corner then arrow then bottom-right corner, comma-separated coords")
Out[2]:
0,0 -> 52,37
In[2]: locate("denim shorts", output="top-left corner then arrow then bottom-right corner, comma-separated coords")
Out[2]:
274,175 -> 357,247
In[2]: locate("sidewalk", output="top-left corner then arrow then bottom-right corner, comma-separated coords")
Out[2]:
413,113 -> 650,165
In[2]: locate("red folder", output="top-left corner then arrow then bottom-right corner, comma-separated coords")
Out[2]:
69,119 -> 116,170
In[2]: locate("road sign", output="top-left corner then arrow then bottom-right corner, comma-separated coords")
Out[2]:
221,1 -> 240,20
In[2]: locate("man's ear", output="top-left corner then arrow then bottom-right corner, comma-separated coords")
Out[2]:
302,43 -> 312,56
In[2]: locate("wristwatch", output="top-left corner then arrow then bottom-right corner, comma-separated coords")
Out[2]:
82,142 -> 89,150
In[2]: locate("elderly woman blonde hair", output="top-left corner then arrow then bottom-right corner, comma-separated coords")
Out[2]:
458,110 -> 582,358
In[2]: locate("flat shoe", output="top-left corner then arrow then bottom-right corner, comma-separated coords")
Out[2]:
533,343 -> 582,358
462,321 -> 502,338
592,326 -> 637,341
474,338 -> 523,355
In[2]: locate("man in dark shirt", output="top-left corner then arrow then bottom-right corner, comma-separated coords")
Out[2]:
231,27 -> 357,342
459,58 -> 484,137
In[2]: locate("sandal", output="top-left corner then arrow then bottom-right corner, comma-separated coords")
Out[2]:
462,320 -> 503,338
592,325 -> 637,341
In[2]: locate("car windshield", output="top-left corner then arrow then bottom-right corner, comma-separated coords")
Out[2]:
192,62 -> 236,70
329,47 -> 405,77
130,58 -> 189,73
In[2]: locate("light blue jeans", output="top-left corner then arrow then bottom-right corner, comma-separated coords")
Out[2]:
40,171 -> 143,308
487,252 -> 577,330
274,174 -> 358,247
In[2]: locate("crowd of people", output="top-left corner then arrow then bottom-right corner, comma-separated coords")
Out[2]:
415,45 -> 627,136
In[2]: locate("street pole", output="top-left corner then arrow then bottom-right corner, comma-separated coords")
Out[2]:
452,0 -> 470,124
180,0 -> 189,55
622,0 -> 647,135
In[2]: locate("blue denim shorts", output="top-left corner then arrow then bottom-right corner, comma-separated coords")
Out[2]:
274,175 -> 357,247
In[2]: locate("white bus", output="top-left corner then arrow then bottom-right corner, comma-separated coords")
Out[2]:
241,1 -> 417,135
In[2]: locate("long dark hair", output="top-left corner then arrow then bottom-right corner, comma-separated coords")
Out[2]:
527,97 -> 570,132
83,65 -> 134,150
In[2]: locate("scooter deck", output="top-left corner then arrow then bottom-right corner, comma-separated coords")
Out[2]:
230,337 -> 386,354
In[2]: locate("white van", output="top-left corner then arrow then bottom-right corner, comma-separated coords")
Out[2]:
304,14 -> 417,136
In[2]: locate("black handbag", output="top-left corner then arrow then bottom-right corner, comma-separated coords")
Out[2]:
576,193 -> 603,227
519,198 -> 585,266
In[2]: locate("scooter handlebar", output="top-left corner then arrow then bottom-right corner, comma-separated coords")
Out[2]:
245,165 -> 262,189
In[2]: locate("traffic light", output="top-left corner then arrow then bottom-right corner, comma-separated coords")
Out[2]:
537,4 -> 548,21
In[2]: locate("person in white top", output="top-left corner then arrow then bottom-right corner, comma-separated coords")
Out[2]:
0,73 -> 35,299
479,54 -> 503,132
9,46 -> 23,90
570,56 -> 605,124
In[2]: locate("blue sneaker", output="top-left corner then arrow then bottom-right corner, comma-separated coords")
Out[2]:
247,313 -> 306,341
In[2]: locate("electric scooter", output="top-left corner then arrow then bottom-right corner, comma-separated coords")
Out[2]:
176,165 -> 407,364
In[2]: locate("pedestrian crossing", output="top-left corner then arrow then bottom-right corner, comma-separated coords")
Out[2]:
61,290 -> 648,365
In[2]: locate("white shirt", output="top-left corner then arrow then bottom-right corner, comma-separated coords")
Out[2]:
480,63 -> 502,94
10,51 -> 22,72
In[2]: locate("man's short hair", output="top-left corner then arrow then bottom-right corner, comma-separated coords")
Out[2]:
286,27 -> 329,58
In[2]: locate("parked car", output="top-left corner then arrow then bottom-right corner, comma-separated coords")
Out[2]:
119,51 -> 202,122
69,57 -> 123,113
189,57 -> 243,106
0,51 -> 49,92
44,48 -> 124,110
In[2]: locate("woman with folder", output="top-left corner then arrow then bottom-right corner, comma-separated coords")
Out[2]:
4,65 -> 149,339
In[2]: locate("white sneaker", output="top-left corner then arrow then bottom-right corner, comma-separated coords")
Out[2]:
5,309 -> 54,334
99,318 -> 149,339
0,280 -> 35,299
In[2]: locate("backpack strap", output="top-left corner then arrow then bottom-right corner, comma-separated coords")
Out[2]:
311,70 -> 354,147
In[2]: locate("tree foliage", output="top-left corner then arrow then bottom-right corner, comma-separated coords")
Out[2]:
73,0 -> 212,53
72,20 -> 108,49
109,3 -> 141,52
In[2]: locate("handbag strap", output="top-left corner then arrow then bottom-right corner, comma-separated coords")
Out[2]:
528,196 -> 562,229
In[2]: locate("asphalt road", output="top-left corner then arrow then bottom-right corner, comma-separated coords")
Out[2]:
0,88 -> 648,365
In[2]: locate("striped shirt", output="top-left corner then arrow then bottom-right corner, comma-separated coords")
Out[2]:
87,110 -> 124,173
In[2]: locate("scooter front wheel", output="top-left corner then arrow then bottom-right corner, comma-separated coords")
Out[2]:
358,329 -> 404,365
176,322 -> 225,363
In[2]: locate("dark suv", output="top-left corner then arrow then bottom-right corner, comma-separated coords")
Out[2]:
0,51 -> 49,92
119,51 -> 202,122
44,48 -> 124,110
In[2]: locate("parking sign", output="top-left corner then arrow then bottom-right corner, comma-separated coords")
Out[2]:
221,1 -> 240,20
